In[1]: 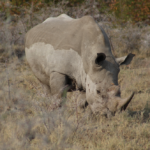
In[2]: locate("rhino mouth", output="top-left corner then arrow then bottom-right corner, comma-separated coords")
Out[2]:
106,91 -> 135,117
86,85 -> 134,117
107,85 -> 134,111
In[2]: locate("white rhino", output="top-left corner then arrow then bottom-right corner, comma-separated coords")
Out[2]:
25,14 -> 135,117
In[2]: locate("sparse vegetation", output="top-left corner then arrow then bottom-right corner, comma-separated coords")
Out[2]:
0,0 -> 150,149
110,0 -> 150,23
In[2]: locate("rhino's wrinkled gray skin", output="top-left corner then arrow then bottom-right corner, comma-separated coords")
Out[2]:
25,14 -> 135,118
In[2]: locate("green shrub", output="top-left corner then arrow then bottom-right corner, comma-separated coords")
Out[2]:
96,0 -> 110,13
110,0 -> 150,22
0,0 -> 85,16
9,0 -> 85,7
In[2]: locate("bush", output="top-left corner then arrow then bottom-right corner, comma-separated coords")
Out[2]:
0,0 -> 149,24
0,0 -> 85,16
0,0 -> 45,16
9,0 -> 85,7
110,0 -> 150,22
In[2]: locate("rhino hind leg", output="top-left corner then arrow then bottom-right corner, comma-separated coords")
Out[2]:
50,72 -> 75,98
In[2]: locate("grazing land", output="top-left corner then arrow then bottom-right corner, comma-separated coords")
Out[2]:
0,1 -> 150,149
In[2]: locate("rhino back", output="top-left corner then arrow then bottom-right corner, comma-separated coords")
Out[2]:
25,18 -> 84,55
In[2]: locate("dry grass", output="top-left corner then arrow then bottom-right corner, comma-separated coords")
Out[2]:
0,38 -> 150,150
0,2 -> 150,150
0,57 -> 150,150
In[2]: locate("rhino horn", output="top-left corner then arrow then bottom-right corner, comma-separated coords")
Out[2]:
118,92 -> 134,111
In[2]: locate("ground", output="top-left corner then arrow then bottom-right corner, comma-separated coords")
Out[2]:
0,7 -> 150,150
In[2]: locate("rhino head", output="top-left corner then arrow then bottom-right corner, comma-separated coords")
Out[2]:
81,24 -> 135,118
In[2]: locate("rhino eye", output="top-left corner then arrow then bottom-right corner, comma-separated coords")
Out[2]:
95,53 -> 106,64
97,90 -> 100,94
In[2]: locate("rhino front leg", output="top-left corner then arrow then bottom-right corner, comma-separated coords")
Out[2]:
77,92 -> 88,109
50,72 -> 74,98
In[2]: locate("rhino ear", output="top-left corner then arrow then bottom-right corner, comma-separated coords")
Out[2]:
116,53 -> 135,66
95,53 -> 106,64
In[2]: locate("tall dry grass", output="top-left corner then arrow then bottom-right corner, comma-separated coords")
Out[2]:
0,57 -> 150,150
